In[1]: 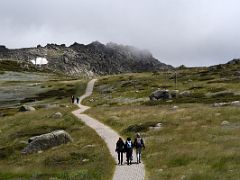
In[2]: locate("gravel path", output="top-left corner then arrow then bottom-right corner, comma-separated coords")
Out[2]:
72,79 -> 145,180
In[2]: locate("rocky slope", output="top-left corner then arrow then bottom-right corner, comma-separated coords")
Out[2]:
0,42 -> 172,76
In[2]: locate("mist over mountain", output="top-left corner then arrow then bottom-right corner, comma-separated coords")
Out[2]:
0,42 -> 172,76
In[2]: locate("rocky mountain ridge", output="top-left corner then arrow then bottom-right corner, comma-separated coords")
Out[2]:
0,42 -> 172,76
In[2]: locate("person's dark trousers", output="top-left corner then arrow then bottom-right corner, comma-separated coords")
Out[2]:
117,151 -> 123,165
126,149 -> 132,165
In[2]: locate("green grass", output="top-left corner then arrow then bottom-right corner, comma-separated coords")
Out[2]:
0,107 -> 114,180
0,60 -> 46,72
83,69 -> 239,107
0,74 -> 115,180
86,104 -> 240,180
83,66 -> 240,180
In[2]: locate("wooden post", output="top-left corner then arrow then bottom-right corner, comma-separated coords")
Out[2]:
174,71 -> 177,90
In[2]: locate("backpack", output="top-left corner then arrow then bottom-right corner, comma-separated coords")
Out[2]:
136,138 -> 142,147
126,141 -> 132,149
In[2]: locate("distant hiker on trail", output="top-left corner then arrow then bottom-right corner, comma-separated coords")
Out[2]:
125,137 -> 133,165
133,133 -> 145,164
76,97 -> 80,104
115,137 -> 125,165
71,95 -> 75,104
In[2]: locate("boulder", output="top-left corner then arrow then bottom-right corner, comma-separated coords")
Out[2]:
170,90 -> 179,98
149,89 -> 172,100
22,130 -> 73,154
155,123 -> 162,127
179,91 -> 191,97
19,105 -> 36,112
52,112 -> 63,119
221,121 -> 230,126
231,101 -> 240,106
149,123 -> 162,130
171,106 -> 178,110
234,71 -> 240,76
213,102 -> 228,107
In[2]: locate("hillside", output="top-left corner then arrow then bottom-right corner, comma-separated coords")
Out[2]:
83,62 -> 240,180
0,42 -> 172,76
0,58 -> 239,179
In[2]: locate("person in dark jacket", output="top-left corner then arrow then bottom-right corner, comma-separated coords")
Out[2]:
125,137 -> 133,165
115,137 -> 125,165
76,97 -> 80,104
133,133 -> 145,164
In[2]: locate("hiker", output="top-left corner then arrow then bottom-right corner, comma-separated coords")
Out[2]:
133,133 -> 145,164
115,137 -> 125,165
71,95 -> 75,104
125,137 -> 133,165
76,97 -> 80,104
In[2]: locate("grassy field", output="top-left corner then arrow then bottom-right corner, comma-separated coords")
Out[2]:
84,65 -> 240,180
0,71 -> 115,180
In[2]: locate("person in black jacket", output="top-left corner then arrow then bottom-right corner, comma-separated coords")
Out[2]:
125,137 -> 133,165
133,133 -> 145,164
115,137 -> 125,165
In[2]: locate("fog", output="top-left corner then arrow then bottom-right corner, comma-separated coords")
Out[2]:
1,0 -> 240,66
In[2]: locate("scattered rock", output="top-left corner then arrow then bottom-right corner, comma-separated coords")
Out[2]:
83,144 -> 95,149
155,123 -> 162,127
52,112 -> 63,119
221,121 -> 230,126
19,140 -> 28,145
149,89 -> 172,100
213,102 -> 228,107
234,71 -> 240,76
109,116 -> 120,121
22,130 -> 73,154
213,101 -> 240,107
19,105 -> 36,112
227,59 -> 240,65
149,123 -> 162,130
82,159 -> 89,162
60,104 -> 69,108
0,42 -> 173,76
179,91 -> 191,97
170,90 -> 179,98
231,101 -> 240,106
171,106 -> 178,110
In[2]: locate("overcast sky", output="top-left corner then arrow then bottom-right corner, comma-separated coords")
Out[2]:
1,0 -> 240,66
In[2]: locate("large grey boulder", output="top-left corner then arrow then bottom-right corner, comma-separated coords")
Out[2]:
149,89 -> 172,100
22,130 -> 73,154
19,105 -> 36,112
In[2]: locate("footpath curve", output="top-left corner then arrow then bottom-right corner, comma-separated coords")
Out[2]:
72,79 -> 145,180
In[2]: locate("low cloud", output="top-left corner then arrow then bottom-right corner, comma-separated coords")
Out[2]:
1,0 -> 240,66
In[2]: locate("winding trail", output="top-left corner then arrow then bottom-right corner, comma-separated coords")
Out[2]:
72,79 -> 145,180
